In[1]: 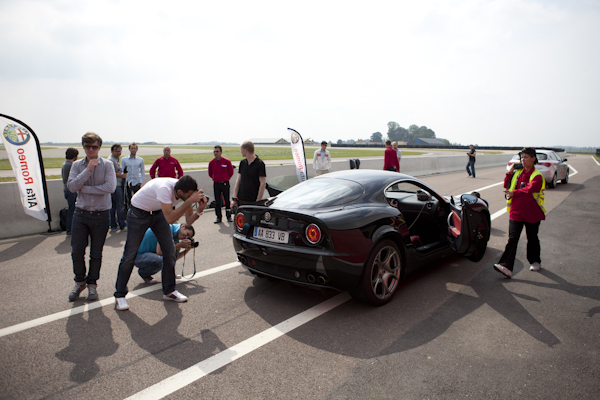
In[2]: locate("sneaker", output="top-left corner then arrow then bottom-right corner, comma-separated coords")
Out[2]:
68,281 -> 86,302
163,290 -> 188,302
143,277 -> 158,284
214,218 -> 222,224
87,284 -> 99,301
494,264 -> 513,278
121,226 -> 127,232
530,262 -> 541,271
111,227 -> 117,232
175,274 -> 183,279
226,213 -> 232,222
115,297 -> 129,311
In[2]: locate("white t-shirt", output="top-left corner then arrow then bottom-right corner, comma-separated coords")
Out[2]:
131,178 -> 180,211
396,148 -> 402,161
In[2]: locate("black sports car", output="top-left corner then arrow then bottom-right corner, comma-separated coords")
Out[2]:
233,170 -> 491,306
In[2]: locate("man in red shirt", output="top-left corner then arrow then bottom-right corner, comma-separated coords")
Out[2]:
150,147 -> 183,179
208,145 -> 234,223
383,140 -> 400,172
494,148 -> 546,279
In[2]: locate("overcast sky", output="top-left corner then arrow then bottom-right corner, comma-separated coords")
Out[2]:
1,0 -> 599,147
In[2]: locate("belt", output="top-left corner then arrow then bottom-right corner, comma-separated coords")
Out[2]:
131,205 -> 162,215
75,208 -> 109,215
214,181 -> 229,184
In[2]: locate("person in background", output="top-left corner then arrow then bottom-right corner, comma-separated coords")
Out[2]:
121,142 -> 145,208
313,141 -> 332,175
61,147 -> 79,235
383,139 -> 400,172
231,141 -> 267,207
466,144 -> 476,178
392,141 -> 402,172
149,146 -> 183,179
107,144 -> 127,232
494,148 -> 546,279
208,145 -> 234,224
66,132 -> 116,302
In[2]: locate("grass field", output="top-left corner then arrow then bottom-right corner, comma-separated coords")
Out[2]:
0,146 -> 425,171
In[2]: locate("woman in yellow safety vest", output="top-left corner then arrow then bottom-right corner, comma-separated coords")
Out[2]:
494,148 -> 546,279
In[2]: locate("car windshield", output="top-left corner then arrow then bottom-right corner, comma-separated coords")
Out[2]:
270,178 -> 364,209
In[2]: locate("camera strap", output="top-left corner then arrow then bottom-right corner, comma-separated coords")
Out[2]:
181,247 -> 197,279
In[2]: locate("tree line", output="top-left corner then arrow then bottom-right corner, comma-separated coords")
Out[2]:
335,121 -> 442,145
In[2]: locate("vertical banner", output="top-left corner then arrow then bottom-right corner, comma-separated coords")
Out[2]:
0,114 -> 50,222
288,127 -> 307,183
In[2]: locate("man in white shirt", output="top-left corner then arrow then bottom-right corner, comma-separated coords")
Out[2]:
114,175 -> 207,311
121,142 -> 145,208
313,141 -> 332,175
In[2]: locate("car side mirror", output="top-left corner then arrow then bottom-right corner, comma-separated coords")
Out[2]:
416,190 -> 431,202
563,158 -> 568,162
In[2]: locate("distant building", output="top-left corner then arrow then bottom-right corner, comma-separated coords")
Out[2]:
356,139 -> 367,145
408,138 -> 447,146
250,138 -> 288,145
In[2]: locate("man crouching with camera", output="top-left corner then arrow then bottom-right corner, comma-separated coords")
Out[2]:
134,223 -> 197,285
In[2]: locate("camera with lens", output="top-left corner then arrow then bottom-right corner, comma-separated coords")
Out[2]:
189,238 -> 200,248
513,163 -> 523,169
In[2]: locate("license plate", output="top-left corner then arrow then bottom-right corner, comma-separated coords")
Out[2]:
253,227 -> 289,244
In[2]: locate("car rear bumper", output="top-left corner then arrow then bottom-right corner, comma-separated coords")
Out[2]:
233,233 -> 366,291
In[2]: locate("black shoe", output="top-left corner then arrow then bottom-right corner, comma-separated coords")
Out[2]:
226,215 -> 232,222
214,218 -> 222,224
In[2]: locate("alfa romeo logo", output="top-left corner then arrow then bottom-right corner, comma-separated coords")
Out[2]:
290,132 -> 300,144
3,124 -> 31,146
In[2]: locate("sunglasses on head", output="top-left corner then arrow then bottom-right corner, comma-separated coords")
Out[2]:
84,145 -> 100,150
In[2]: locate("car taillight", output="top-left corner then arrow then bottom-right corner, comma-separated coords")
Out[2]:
540,162 -> 552,167
305,223 -> 321,244
235,213 -> 245,230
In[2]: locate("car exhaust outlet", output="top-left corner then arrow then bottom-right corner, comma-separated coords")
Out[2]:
307,274 -> 316,283
317,276 -> 329,284
238,255 -> 247,265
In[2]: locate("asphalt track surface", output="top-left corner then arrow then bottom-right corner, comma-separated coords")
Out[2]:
0,155 -> 598,400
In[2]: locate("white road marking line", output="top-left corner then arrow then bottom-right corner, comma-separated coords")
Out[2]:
591,156 -> 599,166
0,262 -> 241,338
125,292 -> 352,400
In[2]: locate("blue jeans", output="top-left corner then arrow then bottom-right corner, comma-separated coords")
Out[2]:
114,207 -> 177,297
64,190 -> 78,234
71,208 -> 110,285
466,161 -> 476,177
135,252 -> 166,279
110,187 -> 126,229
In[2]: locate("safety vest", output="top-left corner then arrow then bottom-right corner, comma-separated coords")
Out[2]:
506,168 -> 546,213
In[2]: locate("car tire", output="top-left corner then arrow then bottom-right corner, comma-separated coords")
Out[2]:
350,239 -> 402,306
561,170 -> 569,184
548,173 -> 557,189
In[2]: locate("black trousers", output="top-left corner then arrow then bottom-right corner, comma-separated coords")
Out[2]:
213,181 -> 231,219
498,219 -> 541,271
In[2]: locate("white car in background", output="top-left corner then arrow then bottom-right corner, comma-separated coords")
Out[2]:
506,150 -> 569,188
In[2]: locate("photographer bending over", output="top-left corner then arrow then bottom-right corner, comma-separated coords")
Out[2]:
494,148 -> 546,279
135,224 -> 196,284
114,175 -> 207,311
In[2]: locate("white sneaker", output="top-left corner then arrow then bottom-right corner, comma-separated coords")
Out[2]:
163,290 -> 188,303
115,297 -> 129,311
143,277 -> 158,284
530,262 -> 541,271
175,274 -> 183,279
493,264 -> 513,278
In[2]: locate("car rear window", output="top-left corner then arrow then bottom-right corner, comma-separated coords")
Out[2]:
537,153 -> 548,160
270,178 -> 364,209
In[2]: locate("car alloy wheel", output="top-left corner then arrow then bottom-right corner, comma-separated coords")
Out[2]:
561,170 -> 569,184
351,239 -> 402,306
549,173 -> 557,188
